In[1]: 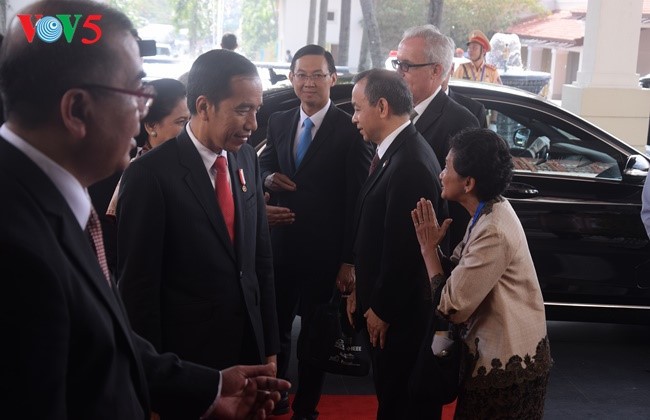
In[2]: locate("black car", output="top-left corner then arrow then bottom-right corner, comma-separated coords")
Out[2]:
640,73 -> 650,89
255,80 -> 650,324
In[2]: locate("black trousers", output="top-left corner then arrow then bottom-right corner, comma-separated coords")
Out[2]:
275,265 -> 333,417
363,304 -> 443,420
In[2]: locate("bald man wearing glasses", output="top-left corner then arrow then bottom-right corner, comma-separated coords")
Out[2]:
395,24 -> 479,251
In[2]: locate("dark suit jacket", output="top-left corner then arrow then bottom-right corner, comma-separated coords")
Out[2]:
415,91 -> 480,169
415,91 -> 480,251
117,129 -> 279,370
449,88 -> 487,129
353,124 -> 446,324
0,138 -> 219,419
259,103 -> 372,309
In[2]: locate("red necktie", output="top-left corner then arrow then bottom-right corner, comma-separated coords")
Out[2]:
86,207 -> 111,285
214,156 -> 235,243
368,152 -> 380,176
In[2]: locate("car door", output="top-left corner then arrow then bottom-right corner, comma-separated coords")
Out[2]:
479,98 -> 650,315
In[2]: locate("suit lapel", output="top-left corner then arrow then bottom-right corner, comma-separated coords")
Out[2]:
0,138 -> 147,397
294,103 -> 337,176
176,132 -> 237,261
278,110 -> 300,175
227,150 -> 246,268
353,125 -> 414,235
414,92 -> 447,135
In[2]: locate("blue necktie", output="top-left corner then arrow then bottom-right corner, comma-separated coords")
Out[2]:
295,117 -> 314,167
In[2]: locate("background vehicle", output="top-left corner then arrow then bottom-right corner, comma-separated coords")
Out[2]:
255,81 -> 650,324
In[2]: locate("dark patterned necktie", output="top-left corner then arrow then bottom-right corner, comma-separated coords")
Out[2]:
86,207 -> 111,285
368,152 -> 380,176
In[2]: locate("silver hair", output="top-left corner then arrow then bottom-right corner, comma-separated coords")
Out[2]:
400,24 -> 454,77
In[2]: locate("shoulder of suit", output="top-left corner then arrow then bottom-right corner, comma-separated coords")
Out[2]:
269,107 -> 298,122
485,63 -> 498,70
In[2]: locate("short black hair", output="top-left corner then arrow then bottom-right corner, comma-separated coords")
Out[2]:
186,49 -> 259,115
135,78 -> 186,146
290,44 -> 336,75
352,69 -> 413,117
0,0 -> 135,126
450,128 -> 514,201
220,33 -> 238,50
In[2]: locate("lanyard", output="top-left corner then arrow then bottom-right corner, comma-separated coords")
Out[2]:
468,201 -> 486,237
469,63 -> 486,81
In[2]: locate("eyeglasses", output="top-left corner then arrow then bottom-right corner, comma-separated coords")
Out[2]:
78,83 -> 157,119
292,72 -> 331,82
391,59 -> 437,73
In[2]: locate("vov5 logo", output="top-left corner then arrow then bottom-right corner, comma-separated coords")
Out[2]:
17,14 -> 102,44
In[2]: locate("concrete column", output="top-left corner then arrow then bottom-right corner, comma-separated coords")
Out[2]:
549,49 -> 568,100
563,0 -> 650,150
527,46 -> 544,71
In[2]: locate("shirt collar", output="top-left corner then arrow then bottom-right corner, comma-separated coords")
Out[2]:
299,99 -> 331,131
186,122 -> 227,173
376,120 -> 411,159
0,123 -> 91,229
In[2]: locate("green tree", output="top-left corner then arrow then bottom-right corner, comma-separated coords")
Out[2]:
442,0 -> 544,50
428,0 -> 443,27
359,0 -> 383,69
375,0 -> 544,56
241,0 -> 278,61
173,0 -> 211,55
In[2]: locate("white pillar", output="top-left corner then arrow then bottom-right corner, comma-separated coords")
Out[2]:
562,0 -> 650,151
527,46 -> 544,71
549,49 -> 568,100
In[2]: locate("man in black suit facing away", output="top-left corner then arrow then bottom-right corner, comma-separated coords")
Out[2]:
117,48 -> 280,383
347,69 -> 446,420
259,44 -> 372,419
0,1 -> 288,419
396,25 -> 480,250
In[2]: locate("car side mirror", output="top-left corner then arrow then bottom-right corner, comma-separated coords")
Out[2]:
513,128 -> 531,147
623,154 -> 649,180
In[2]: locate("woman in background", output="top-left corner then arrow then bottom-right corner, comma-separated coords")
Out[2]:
106,78 -> 189,218
411,128 -> 552,419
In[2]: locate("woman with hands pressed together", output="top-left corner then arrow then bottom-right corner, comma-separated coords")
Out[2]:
411,129 -> 552,419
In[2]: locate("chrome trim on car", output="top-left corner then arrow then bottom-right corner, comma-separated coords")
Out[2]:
545,301 -> 650,310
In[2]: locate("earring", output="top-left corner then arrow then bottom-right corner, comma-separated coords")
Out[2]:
151,131 -> 157,137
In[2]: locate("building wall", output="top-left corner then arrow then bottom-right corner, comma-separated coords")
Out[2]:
638,28 -> 650,76
278,0 -> 363,70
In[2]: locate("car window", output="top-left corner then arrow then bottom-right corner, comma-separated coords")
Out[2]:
486,104 -> 624,180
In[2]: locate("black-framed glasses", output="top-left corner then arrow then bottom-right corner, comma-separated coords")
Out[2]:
292,72 -> 331,82
78,83 -> 156,119
391,59 -> 437,73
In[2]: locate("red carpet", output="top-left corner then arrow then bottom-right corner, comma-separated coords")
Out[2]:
274,395 -> 456,419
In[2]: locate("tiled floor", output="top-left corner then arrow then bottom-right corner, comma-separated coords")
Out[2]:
284,319 -> 650,419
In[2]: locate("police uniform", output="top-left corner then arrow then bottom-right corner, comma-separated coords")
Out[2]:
454,61 -> 502,84
453,29 -> 502,85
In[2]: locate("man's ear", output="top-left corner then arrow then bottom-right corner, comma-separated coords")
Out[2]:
60,89 -> 89,139
195,96 -> 211,120
377,98 -> 389,118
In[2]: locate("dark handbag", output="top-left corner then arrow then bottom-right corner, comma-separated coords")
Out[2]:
408,311 -> 461,405
304,292 -> 370,377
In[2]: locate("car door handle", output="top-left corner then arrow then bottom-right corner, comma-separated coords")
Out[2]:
505,182 -> 539,198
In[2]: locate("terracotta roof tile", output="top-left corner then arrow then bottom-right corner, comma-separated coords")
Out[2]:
508,10 -> 584,46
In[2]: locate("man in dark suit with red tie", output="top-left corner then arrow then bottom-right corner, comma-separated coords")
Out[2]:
117,49 -> 280,378
0,1 -> 288,418
259,44 -> 372,419
348,69 -> 446,420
